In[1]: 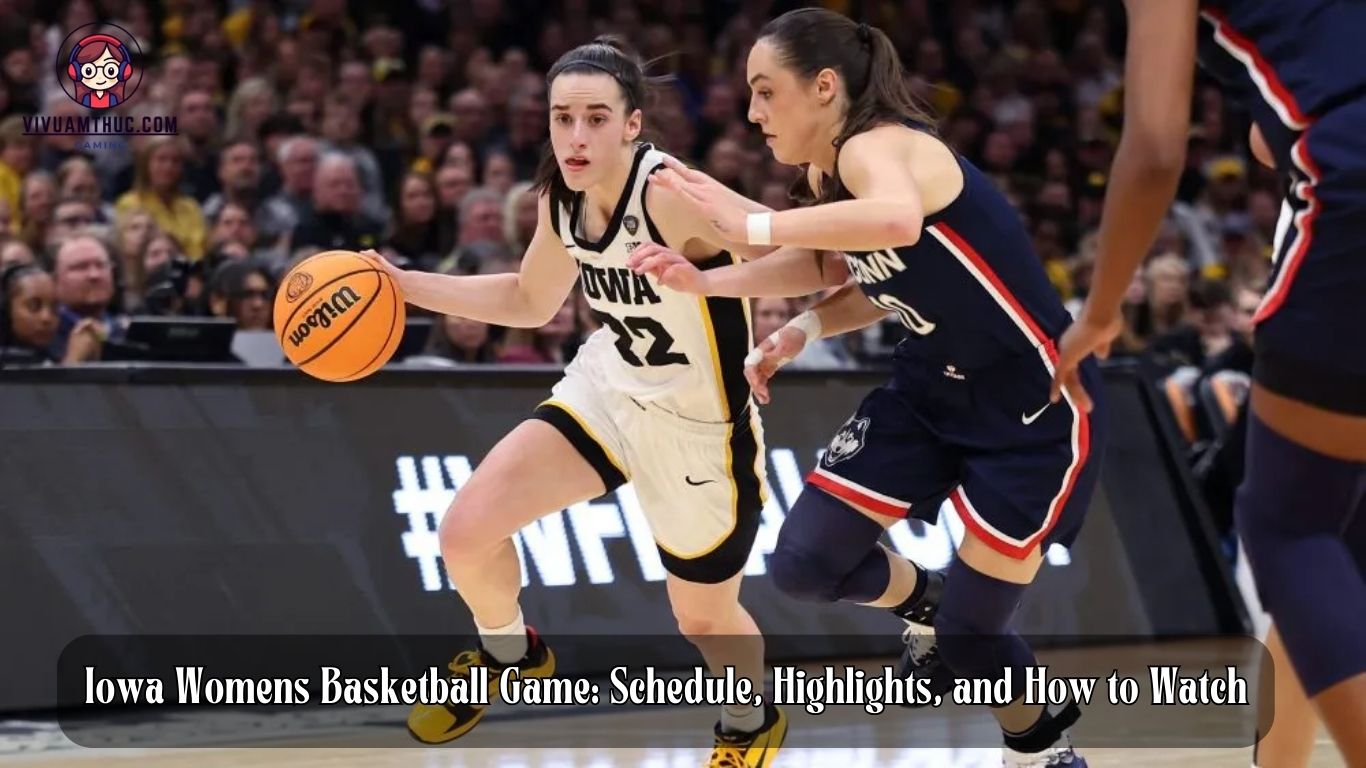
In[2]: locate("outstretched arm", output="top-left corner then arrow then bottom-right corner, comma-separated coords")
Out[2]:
368,194 -> 578,328
626,242 -> 848,298
1049,0 -> 1198,409
657,131 -> 924,253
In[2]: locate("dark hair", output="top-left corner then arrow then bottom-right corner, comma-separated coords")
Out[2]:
532,35 -> 663,200
758,9 -> 937,205
0,262 -> 49,348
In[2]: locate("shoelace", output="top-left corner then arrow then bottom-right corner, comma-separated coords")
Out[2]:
1007,746 -> 1076,768
900,623 -> 937,665
707,745 -> 747,768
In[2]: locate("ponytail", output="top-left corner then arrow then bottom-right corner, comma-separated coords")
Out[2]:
759,9 -> 937,205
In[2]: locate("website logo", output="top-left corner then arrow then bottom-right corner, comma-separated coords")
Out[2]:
59,24 -> 143,110
23,23 -> 176,149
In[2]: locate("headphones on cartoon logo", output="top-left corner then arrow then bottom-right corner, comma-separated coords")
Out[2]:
67,33 -> 132,84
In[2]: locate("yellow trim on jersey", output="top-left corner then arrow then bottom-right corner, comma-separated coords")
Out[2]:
536,398 -> 630,480
696,295 -> 731,423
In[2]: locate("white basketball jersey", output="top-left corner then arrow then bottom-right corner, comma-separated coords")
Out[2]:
550,144 -> 753,424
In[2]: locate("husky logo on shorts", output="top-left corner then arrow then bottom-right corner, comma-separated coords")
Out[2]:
823,416 -> 870,466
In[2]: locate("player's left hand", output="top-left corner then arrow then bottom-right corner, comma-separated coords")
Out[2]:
652,162 -> 748,244
745,326 -> 808,405
625,243 -> 711,294
1048,306 -> 1123,412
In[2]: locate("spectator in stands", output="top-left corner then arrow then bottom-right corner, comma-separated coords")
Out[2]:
0,237 -> 34,269
49,235 -> 121,360
434,163 -> 474,249
290,154 -> 384,253
205,202 -> 259,264
1149,278 -> 1239,370
207,259 -> 275,331
386,172 -> 443,270
1,263 -> 59,365
114,136 -> 207,260
56,156 -> 116,225
175,88 -> 222,202
481,150 -> 516,197
317,101 -> 387,225
1132,252 -> 1190,343
18,171 -> 55,252
498,297 -> 578,365
0,116 -> 36,220
224,78 -> 278,144
448,88 -> 493,152
501,182 -> 537,253
422,313 -> 498,364
46,198 -> 99,251
202,140 -> 295,258
411,113 -> 455,176
111,211 -> 155,314
268,136 -> 318,228
503,87 -> 546,179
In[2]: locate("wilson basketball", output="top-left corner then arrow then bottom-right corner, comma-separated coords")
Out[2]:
273,250 -> 406,382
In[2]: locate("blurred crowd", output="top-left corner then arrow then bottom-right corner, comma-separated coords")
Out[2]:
0,0 -> 1273,380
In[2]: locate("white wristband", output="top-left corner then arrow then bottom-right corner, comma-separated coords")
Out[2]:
787,310 -> 823,343
746,213 -> 772,246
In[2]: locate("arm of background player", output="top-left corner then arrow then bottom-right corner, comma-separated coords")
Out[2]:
1079,0 -> 1198,324
804,281 -> 890,338
369,194 -> 578,328
626,242 -> 847,298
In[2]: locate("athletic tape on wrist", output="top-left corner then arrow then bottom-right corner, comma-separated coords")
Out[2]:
787,310 -> 822,342
746,213 -> 772,246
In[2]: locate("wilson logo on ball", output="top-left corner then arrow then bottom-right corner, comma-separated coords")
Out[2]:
285,272 -> 314,302
287,286 -> 363,347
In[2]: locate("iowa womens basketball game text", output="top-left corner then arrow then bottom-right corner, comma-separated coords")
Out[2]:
79,663 -> 1248,710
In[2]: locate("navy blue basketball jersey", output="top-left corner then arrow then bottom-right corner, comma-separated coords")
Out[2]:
1198,1 -> 1366,166
837,149 -> 1071,376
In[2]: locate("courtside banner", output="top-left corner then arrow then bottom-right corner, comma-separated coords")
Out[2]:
0,364 -> 1239,714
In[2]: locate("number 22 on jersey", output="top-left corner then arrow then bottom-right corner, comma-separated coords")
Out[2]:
598,314 -> 689,367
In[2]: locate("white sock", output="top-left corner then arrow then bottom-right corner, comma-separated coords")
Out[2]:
721,704 -> 764,734
475,609 -> 528,665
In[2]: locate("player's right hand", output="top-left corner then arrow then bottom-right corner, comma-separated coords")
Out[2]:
626,243 -> 711,294
359,248 -> 404,281
745,326 -> 808,405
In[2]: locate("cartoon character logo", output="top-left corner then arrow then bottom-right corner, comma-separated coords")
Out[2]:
59,25 -> 142,110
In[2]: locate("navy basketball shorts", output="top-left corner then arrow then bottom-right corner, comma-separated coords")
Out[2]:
1252,95 -> 1366,415
807,350 -> 1106,560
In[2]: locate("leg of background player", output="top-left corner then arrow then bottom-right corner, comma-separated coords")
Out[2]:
1239,388 -> 1366,766
1254,624 -> 1319,768
950,529 -> 1048,735
439,419 -> 608,652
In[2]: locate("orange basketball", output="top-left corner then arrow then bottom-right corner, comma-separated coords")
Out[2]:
273,250 -> 406,382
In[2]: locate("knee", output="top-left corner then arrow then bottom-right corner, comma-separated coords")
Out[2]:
438,501 -> 494,565
674,609 -> 720,639
769,543 -> 841,603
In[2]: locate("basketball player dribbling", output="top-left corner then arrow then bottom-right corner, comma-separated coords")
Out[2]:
1049,1 -> 1366,764
365,37 -> 815,764
629,9 -> 1105,766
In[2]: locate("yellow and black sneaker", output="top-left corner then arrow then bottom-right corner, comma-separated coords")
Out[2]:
706,704 -> 787,768
406,627 -> 556,744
